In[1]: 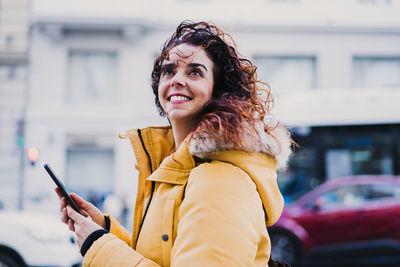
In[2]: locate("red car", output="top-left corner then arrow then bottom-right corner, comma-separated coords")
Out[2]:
269,175 -> 400,266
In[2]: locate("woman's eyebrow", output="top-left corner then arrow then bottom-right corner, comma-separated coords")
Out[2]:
162,62 -> 208,72
188,63 -> 208,72
161,63 -> 177,69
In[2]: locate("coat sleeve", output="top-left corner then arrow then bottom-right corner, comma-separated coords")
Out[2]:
83,216 -> 161,266
170,161 -> 266,267
82,234 -> 161,267
107,215 -> 132,247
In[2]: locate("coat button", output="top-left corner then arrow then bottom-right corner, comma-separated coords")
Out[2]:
162,234 -> 169,241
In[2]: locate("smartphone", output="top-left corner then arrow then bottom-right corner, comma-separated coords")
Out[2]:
44,163 -> 82,214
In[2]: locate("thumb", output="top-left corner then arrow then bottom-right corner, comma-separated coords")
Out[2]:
70,193 -> 87,208
68,193 -> 89,216
70,193 -> 105,228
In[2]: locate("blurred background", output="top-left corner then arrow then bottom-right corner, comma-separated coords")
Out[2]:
1,0 -> 400,266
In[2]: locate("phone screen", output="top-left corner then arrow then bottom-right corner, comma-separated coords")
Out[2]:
44,164 -> 82,214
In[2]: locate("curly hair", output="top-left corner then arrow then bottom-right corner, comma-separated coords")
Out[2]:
151,21 -> 279,151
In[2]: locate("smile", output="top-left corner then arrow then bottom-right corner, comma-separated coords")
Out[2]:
168,95 -> 192,103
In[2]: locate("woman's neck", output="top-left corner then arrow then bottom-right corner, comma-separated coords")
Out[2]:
170,118 -> 199,148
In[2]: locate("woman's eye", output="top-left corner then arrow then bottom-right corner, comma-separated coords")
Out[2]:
189,69 -> 202,76
161,69 -> 174,76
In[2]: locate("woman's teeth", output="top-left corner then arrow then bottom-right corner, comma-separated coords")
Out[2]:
170,95 -> 190,101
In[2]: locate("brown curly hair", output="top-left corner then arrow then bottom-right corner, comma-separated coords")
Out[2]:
151,21 -> 279,151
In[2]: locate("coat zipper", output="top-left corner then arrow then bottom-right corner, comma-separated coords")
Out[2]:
136,129 -> 155,246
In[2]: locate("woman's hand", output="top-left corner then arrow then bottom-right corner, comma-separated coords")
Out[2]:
65,206 -> 103,249
55,188 -> 106,229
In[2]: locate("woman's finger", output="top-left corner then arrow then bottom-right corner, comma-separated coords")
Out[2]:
59,197 -> 67,213
61,207 -> 69,224
59,197 -> 63,213
54,187 -> 60,198
66,206 -> 84,224
55,187 -> 63,200
68,218 -> 75,231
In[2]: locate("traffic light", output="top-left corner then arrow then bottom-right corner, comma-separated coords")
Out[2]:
27,146 -> 39,166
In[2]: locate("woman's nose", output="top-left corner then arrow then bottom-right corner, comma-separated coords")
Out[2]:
170,72 -> 186,87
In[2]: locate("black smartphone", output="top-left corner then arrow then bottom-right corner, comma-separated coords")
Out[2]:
44,163 -> 82,214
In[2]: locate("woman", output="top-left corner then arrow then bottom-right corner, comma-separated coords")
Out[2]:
57,21 -> 292,267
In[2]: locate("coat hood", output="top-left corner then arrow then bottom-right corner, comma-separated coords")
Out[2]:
123,120 -> 291,226
187,120 -> 291,225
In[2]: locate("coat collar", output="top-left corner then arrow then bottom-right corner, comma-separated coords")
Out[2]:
147,137 -> 195,185
122,127 -> 194,185
122,126 -> 175,174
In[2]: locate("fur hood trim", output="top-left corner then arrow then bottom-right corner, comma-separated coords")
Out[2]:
188,120 -> 292,171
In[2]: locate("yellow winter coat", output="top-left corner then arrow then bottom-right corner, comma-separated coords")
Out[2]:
83,125 -> 291,267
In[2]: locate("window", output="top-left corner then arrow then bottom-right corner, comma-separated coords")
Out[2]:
324,130 -> 394,178
278,147 -> 318,202
67,50 -> 118,105
308,182 -> 400,211
0,64 -> 25,80
314,185 -> 367,210
254,56 -> 316,94
353,57 -> 400,87
66,148 -> 114,208
366,183 -> 400,201
326,148 -> 393,178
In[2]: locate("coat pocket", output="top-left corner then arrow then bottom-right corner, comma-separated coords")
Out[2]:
161,198 -> 175,267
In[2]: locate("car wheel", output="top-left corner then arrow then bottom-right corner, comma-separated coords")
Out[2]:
0,253 -> 22,267
269,230 -> 300,265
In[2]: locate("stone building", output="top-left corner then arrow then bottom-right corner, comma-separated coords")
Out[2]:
12,0 -> 400,217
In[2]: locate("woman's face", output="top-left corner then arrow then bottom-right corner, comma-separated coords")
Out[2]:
158,43 -> 215,127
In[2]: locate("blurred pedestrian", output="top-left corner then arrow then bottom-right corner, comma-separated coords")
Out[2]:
56,21 -> 292,266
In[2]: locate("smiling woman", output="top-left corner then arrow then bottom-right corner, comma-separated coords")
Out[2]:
57,21 -> 293,267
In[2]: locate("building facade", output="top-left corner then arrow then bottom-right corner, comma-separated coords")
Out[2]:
19,0 -> 400,220
0,0 -> 30,209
